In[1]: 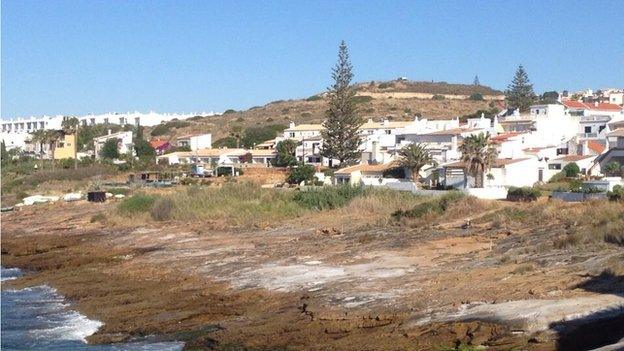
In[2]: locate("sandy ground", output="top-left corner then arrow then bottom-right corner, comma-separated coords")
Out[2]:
2,199 -> 623,350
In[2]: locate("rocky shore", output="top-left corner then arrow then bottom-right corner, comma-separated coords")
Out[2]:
2,199 -> 622,350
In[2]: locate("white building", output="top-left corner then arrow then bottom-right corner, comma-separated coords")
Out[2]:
1,111 -> 213,150
94,131 -> 134,158
176,133 -> 212,151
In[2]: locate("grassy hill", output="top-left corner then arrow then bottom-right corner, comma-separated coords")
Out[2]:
145,80 -> 504,146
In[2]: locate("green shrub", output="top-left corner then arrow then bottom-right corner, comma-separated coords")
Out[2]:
287,164 -> 315,184
392,192 -> 464,219
118,194 -> 158,215
223,109 -> 237,114
305,95 -> 323,102
351,96 -> 373,104
507,186 -> 541,201
151,121 -> 191,136
432,94 -> 445,100
150,198 -> 174,221
563,162 -> 580,177
293,185 -> 365,210
378,82 -> 394,89
607,185 -> 624,202
58,158 -> 74,169
468,93 -> 484,101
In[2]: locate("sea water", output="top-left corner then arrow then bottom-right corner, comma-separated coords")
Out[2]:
1,267 -> 184,351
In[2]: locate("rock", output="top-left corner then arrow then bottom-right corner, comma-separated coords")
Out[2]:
63,192 -> 83,202
105,192 -> 114,198
114,194 -> 125,199
22,195 -> 60,206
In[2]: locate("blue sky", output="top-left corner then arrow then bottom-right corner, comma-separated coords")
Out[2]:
2,0 -> 623,118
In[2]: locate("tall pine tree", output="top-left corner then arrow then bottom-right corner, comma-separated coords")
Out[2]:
320,41 -> 363,167
505,65 -> 536,112
473,75 -> 480,86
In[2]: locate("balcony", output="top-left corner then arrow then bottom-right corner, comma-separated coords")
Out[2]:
578,132 -> 599,139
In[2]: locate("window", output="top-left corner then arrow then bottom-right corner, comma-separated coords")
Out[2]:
119,117 -> 126,125
289,132 -> 295,138
385,130 -> 391,135
548,164 -> 562,170
584,126 -> 592,133
40,122 -> 45,128
104,118 -> 109,124
599,125 -> 606,133
90,118 -> 96,125
135,117 -> 140,126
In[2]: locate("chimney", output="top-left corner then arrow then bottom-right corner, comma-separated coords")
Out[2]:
582,140 -> 589,155
289,121 -> 295,129
451,135 -> 458,151
107,129 -> 112,135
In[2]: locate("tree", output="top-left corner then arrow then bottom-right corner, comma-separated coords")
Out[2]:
43,130 -> 62,169
320,41 -> 363,166
541,91 -> 559,104
274,139 -> 298,167
229,125 -> 245,148
134,139 -> 156,161
469,93 -> 484,101
29,129 -> 48,168
563,162 -> 580,178
473,75 -> 480,86
459,133 -> 498,188
100,138 -> 120,159
505,65 -> 536,112
286,164 -> 315,184
61,117 -> 80,169
397,143 -> 436,185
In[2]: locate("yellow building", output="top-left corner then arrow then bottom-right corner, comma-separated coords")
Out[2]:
54,133 -> 77,160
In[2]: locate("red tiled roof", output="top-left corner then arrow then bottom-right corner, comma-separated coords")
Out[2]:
587,140 -> 605,154
562,100 -> 622,111
491,132 -> 523,144
554,154 -> 594,162
149,139 -> 170,149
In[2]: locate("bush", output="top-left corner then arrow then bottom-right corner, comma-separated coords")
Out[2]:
507,186 -> 541,201
305,95 -> 322,102
100,139 -> 120,159
351,96 -> 373,104
607,185 -> 624,202
118,194 -> 158,215
293,185 -> 365,210
223,109 -> 237,114
107,187 -> 130,195
382,167 -> 406,179
469,93 -> 484,101
563,162 -> 580,177
287,164 -> 315,184
58,158 -> 74,169
378,82 -> 395,89
392,192 -> 464,219
150,120 -> 191,136
150,198 -> 174,221
432,94 -> 445,100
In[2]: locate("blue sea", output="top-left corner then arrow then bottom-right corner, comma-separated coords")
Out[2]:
1,267 -> 184,351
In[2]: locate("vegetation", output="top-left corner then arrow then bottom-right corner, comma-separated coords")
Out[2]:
286,164 -> 315,184
151,120 -> 191,136
505,65 -> 536,112
458,133 -> 497,188
305,95 -> 323,102
240,124 -> 286,148
320,41 -> 363,166
507,186 -> 541,201
604,161 -> 622,176
432,94 -> 445,100
293,185 -> 365,210
274,139 -> 298,167
397,143 -> 435,184
392,192 -> 464,220
468,93 -> 484,101
351,95 -> 373,104
607,185 -> 624,202
118,193 -> 158,215
563,162 -> 580,177
100,139 -> 120,159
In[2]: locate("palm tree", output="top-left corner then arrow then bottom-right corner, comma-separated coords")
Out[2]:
43,130 -> 62,170
28,129 -> 47,169
397,143 -> 436,185
62,117 -> 80,169
458,133 -> 498,188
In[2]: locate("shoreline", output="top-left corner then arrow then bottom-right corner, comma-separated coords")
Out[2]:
2,199 -> 623,350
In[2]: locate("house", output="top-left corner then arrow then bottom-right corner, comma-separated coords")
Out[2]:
176,133 -> 212,151
93,131 -> 134,158
250,149 -> 278,165
283,122 -> 324,140
442,158 -> 540,188
54,133 -> 77,160
399,128 -> 485,164
149,139 -> 172,155
157,148 -> 247,165
547,154 -> 597,177
334,162 -> 405,186
592,128 -> 624,174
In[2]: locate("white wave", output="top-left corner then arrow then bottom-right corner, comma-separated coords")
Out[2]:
29,310 -> 103,341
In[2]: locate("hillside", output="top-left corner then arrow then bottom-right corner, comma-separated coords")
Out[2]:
145,80 -> 503,145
